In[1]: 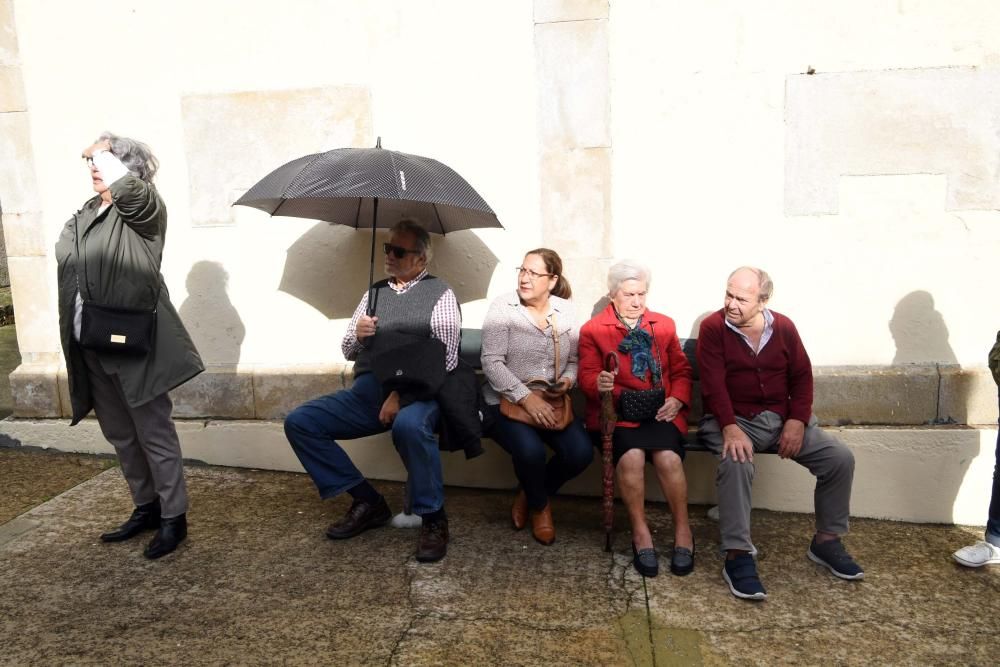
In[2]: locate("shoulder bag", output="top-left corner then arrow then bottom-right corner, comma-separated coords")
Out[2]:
618,321 -> 666,422
499,313 -> 574,430
74,216 -> 158,355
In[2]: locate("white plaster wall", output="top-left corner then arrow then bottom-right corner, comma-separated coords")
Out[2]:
609,0 -> 1000,367
12,0 -> 540,366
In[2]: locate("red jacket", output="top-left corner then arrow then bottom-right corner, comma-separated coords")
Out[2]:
578,304 -> 693,432
696,309 -> 813,427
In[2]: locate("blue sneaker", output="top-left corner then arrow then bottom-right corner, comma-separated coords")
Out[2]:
808,537 -> 864,580
722,553 -> 767,600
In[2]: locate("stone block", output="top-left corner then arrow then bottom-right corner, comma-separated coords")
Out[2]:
0,0 -> 18,65
6,256 -> 60,362
813,365 -> 939,425
252,364 -> 348,419
538,148 -> 611,257
0,64 -> 25,111
785,68 -> 1000,215
170,365 -> 255,419
0,112 -> 40,212
535,20 -> 609,148
1,210 -> 44,256
534,0 -> 608,23
56,365 -> 71,419
181,86 -> 372,226
938,365 -> 998,426
9,362 -> 61,418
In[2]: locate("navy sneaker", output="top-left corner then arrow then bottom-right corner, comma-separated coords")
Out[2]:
722,553 -> 767,600
808,537 -> 864,580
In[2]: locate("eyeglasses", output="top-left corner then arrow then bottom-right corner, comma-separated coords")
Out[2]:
516,267 -> 554,281
383,242 -> 421,259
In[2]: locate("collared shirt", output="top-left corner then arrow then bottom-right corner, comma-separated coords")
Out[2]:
342,269 -> 461,371
725,308 -> 774,355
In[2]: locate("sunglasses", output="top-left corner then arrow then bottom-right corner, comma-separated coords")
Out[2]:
383,242 -> 422,259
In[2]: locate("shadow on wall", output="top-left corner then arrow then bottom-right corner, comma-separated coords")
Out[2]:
890,289 -> 973,424
890,290 -> 957,365
178,261 -> 246,365
278,223 -> 499,319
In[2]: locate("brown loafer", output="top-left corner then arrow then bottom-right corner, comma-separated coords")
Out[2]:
511,490 -> 528,530
530,503 -> 555,546
415,517 -> 449,562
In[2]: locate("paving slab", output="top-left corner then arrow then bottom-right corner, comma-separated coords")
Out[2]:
0,451 -> 997,666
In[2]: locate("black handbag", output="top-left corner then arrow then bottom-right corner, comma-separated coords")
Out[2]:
619,387 -> 666,422
618,321 -> 666,422
79,301 -> 156,354
74,218 -> 158,355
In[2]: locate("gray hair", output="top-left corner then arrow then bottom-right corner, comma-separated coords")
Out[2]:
607,259 -> 651,295
391,218 -> 432,262
728,266 -> 774,302
97,132 -> 159,183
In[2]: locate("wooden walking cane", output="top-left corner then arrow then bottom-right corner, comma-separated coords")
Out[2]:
600,351 -> 619,552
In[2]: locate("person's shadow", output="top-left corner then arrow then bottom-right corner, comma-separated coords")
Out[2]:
889,290 -> 957,365
178,261 -> 246,365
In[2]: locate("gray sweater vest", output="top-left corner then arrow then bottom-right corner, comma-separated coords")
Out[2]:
353,275 -> 450,377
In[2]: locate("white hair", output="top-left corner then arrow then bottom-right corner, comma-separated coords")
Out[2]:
97,132 -> 159,183
607,259 -> 651,295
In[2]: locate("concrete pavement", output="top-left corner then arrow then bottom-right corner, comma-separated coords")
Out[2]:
0,447 -> 997,666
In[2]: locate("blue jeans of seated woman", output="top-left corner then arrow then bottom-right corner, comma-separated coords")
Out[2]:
487,404 -> 593,510
284,372 -> 444,516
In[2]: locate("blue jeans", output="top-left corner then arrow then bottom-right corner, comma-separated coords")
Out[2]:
487,404 -> 593,510
284,373 -> 444,515
988,395 -> 1000,546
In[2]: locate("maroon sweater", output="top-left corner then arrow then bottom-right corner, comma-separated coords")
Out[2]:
696,309 -> 813,427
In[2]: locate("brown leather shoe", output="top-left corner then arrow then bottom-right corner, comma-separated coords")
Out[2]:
530,503 -> 555,545
415,517 -> 449,562
326,496 -> 391,540
511,490 -> 528,530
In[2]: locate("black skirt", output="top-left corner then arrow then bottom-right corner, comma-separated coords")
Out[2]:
592,420 -> 686,467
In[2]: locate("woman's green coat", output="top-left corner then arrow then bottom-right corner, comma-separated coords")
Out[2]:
55,176 -> 204,425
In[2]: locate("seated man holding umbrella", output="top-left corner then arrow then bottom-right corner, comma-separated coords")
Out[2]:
284,219 -> 461,562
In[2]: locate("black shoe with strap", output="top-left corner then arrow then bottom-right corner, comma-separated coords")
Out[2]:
144,514 -> 187,560
100,500 -> 161,543
326,496 -> 392,540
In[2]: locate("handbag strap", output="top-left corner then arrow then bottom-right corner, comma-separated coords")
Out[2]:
550,312 -> 561,382
648,321 -> 664,389
73,205 -> 162,310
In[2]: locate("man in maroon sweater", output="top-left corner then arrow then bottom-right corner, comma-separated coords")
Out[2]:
697,267 -> 864,601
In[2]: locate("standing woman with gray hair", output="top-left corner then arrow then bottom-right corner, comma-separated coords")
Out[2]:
578,259 -> 694,577
54,133 -> 203,559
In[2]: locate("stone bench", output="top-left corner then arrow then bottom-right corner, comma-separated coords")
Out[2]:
4,327 -> 996,525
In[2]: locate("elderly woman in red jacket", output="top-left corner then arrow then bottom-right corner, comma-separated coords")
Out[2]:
578,259 -> 694,578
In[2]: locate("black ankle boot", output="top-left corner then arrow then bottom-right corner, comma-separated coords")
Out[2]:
144,514 -> 187,560
100,500 -> 161,543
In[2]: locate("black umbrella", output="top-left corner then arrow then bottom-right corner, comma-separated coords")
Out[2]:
234,138 -> 503,315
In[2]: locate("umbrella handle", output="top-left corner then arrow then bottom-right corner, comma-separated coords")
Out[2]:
603,351 -> 619,376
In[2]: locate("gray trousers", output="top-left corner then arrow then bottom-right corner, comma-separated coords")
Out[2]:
698,411 -> 854,552
82,349 -> 188,518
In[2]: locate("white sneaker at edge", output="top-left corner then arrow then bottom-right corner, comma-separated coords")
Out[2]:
952,540 -> 1000,568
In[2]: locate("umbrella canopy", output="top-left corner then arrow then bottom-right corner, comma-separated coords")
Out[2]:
234,139 -> 503,315
234,143 -> 501,232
